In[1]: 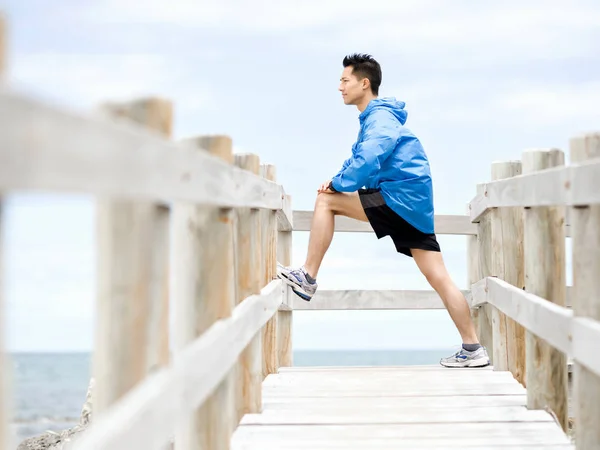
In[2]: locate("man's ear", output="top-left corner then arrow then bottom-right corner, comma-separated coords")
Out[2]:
362,78 -> 371,92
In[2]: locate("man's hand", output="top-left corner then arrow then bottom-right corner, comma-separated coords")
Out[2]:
318,180 -> 334,194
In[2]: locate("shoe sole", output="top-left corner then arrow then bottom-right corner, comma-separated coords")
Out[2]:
440,358 -> 491,368
277,272 -> 314,301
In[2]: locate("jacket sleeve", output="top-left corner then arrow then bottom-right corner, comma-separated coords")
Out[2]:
330,110 -> 400,192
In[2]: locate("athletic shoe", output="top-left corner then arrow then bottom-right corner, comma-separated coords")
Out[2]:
440,346 -> 490,368
276,264 -> 318,301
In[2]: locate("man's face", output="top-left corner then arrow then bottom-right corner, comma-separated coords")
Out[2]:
339,66 -> 365,105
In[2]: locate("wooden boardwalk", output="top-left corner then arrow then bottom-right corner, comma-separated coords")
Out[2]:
232,365 -> 574,449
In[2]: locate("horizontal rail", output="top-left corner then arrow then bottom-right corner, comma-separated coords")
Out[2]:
0,89 -> 292,219
471,277 -> 599,378
71,279 -> 284,450
469,157 -> 600,222
293,211 -> 477,235
288,289 -> 462,310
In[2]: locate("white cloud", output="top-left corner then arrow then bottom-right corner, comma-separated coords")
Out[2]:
9,53 -> 214,114
495,81 -> 600,126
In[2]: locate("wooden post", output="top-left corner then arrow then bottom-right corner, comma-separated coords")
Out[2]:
570,132 -> 600,448
466,231 -> 480,338
490,161 -> 525,382
475,183 -> 494,364
0,15 -> 9,450
93,98 -> 172,414
261,164 -> 278,378
522,148 -> 568,431
233,154 -> 263,419
174,135 -> 236,449
277,195 -> 293,367
0,202 -> 10,450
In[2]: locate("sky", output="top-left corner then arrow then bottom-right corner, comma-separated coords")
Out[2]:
2,0 -> 599,352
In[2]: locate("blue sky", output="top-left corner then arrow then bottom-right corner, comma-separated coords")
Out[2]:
2,1 -> 599,351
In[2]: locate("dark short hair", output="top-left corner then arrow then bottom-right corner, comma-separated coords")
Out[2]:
343,53 -> 382,95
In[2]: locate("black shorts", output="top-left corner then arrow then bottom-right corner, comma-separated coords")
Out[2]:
358,188 -> 440,258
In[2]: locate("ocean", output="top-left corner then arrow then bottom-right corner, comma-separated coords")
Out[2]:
8,349 -> 454,443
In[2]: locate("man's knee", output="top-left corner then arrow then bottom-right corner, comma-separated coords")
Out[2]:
422,266 -> 449,290
315,192 -> 336,212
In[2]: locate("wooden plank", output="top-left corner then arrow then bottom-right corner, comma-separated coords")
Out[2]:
174,135 -> 236,449
522,149 -> 569,431
93,99 -> 172,416
0,195 -> 10,450
475,183 -> 495,364
292,211 -> 477,235
0,90 -> 285,210
467,226 -> 481,341
262,395 -> 527,409
261,165 -> 278,379
572,317 -> 600,378
491,161 -> 526,384
232,422 -> 573,449
276,208 -> 293,367
486,278 -> 572,355
240,406 -> 554,425
290,289 -> 468,310
234,154 -> 263,419
276,193 -> 293,232
72,280 -> 283,450
570,131 -> 600,449
469,157 -> 600,222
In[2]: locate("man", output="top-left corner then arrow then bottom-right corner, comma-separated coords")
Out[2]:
277,53 -> 489,368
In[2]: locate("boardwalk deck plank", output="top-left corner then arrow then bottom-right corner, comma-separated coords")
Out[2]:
231,365 -> 573,449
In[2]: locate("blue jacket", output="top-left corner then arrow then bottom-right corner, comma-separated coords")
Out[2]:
330,97 -> 435,234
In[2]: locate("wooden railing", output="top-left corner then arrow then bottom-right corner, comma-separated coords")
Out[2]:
466,139 -> 600,449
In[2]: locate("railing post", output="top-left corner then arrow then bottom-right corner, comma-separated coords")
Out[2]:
233,154 -> 263,419
93,98 -> 172,414
261,164 -> 278,377
570,132 -> 600,448
490,161 -> 525,383
174,135 -> 236,450
466,228 -> 480,340
522,148 -> 568,431
475,183 -> 494,364
0,14 -> 10,450
277,195 -> 293,367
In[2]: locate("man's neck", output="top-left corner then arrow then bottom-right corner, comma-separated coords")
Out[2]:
357,94 -> 377,113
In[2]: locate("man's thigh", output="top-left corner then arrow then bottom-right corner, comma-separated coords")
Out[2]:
325,191 -> 369,222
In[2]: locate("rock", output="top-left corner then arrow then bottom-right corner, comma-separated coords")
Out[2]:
16,379 -> 94,450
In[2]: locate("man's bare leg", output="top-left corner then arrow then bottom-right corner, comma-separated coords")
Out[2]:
277,191 -> 367,300
303,191 -> 368,278
411,248 -> 479,344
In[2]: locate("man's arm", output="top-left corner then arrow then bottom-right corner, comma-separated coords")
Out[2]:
330,110 -> 400,192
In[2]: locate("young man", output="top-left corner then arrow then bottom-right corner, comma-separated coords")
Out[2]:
277,54 -> 489,368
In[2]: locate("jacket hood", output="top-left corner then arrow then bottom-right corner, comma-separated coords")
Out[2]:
360,97 -> 407,125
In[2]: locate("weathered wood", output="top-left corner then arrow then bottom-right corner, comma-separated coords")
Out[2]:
490,161 -> 525,383
570,132 -> 600,449
276,194 -> 293,232
261,164 -> 278,378
469,156 -> 600,222
290,289 -> 468,310
467,229 -> 480,340
0,200 -> 9,450
72,280 -> 283,450
293,211 -> 477,235
483,278 -> 572,355
233,153 -> 263,419
475,184 -> 494,364
0,14 -> 9,450
232,422 -> 572,449
522,148 -> 568,431
0,91 -> 287,212
174,135 -> 236,450
277,203 -> 293,367
93,99 -> 172,415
